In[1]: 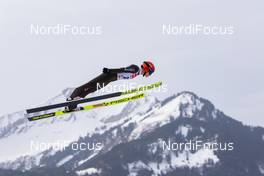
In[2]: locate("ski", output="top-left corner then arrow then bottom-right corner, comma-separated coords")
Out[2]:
26,81 -> 162,114
27,93 -> 145,121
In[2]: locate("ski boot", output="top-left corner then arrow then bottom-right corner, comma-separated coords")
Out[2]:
65,97 -> 81,112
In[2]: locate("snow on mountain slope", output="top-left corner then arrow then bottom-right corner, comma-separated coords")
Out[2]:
127,147 -> 219,176
0,89 -> 223,173
76,167 -> 101,176
1,89 -> 263,176
0,88 -> 158,163
128,92 -> 204,140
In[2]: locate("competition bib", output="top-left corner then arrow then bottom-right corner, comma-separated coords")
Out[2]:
117,73 -> 138,80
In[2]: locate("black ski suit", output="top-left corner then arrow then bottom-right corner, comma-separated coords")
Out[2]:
69,64 -> 140,100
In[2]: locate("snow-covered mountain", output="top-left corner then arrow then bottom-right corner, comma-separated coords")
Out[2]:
0,90 -> 264,176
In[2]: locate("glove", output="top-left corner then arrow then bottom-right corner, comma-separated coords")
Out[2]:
103,67 -> 110,74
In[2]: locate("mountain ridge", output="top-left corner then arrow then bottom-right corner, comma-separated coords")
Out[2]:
0,90 -> 263,176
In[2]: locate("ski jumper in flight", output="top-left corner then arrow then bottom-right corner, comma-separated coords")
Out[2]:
66,61 -> 155,110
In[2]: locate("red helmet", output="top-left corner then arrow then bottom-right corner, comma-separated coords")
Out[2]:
141,61 -> 155,76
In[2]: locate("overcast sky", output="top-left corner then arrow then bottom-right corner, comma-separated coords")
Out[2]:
0,0 -> 263,126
